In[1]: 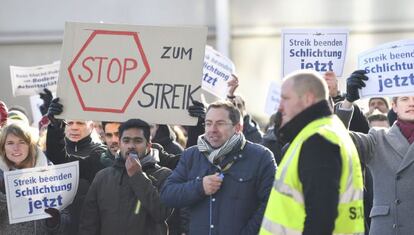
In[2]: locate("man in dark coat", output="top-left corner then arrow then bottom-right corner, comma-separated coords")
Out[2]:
161,100 -> 276,235
80,119 -> 172,235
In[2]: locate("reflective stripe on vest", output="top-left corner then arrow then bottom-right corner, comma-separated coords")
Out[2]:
260,115 -> 364,235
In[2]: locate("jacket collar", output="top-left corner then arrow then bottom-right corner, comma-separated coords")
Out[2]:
278,100 -> 332,144
65,134 -> 93,153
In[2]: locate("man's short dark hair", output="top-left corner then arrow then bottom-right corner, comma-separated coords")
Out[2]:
118,119 -> 151,142
207,100 -> 241,125
102,121 -> 121,132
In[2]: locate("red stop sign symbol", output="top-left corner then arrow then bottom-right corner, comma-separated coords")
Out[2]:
68,30 -> 151,113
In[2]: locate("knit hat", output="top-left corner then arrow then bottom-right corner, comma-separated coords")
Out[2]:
8,110 -> 30,126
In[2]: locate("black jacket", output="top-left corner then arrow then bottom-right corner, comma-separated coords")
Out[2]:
261,127 -> 283,165
46,122 -> 107,234
278,100 -> 342,235
332,94 -> 369,134
243,114 -> 263,144
153,125 -> 184,155
79,157 -> 172,235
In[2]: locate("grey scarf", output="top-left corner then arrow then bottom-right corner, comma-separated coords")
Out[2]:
197,133 -> 246,166
118,148 -> 160,167
138,148 -> 160,167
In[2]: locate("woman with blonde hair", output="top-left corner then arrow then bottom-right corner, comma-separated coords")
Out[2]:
0,123 -> 69,234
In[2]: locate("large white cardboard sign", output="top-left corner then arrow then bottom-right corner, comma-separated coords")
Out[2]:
202,46 -> 235,99
4,161 -> 79,224
10,62 -> 60,97
358,39 -> 414,98
281,28 -> 348,77
56,22 -> 207,125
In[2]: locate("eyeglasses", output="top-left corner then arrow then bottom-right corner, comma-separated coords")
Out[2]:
204,121 -> 234,129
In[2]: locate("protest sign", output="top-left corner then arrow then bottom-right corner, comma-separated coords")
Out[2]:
264,81 -> 281,116
4,161 -> 79,224
202,46 -> 235,98
10,62 -> 60,97
358,39 -> 414,98
281,28 -> 348,77
56,22 -> 207,125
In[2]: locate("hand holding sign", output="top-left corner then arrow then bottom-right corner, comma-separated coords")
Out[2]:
39,88 -> 54,116
227,74 -> 239,98
345,70 -> 369,102
188,100 -> 206,121
44,207 -> 61,228
47,98 -> 63,126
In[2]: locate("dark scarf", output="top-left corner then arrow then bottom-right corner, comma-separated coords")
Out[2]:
396,119 -> 414,144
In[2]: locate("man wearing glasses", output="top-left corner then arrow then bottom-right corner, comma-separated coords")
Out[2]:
161,100 -> 276,235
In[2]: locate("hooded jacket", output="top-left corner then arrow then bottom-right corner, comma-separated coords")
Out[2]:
79,156 -> 172,235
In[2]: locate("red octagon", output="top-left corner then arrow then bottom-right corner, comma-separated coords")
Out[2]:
68,30 -> 151,113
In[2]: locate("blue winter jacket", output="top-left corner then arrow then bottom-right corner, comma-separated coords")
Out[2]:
161,142 -> 276,235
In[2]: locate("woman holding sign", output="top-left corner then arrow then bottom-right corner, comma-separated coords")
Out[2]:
0,123 -> 69,234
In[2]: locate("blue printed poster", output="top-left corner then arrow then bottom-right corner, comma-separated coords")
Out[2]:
281,28 -> 348,77
202,45 -> 235,99
4,161 -> 79,224
358,39 -> 414,98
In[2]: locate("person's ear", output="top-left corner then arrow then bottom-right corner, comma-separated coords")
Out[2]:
302,92 -> 316,107
146,142 -> 151,154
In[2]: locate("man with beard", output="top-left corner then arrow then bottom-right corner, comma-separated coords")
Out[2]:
79,119 -> 172,235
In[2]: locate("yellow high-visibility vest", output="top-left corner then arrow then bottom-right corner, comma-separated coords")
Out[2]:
260,115 -> 364,235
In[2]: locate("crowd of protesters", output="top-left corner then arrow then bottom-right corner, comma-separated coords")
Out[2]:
0,64 -> 413,235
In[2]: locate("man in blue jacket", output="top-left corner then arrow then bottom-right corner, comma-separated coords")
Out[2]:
161,100 -> 276,235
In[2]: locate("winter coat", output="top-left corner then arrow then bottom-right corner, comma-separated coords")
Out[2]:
153,125 -> 184,155
337,106 -> 414,235
79,157 -> 172,235
161,142 -> 276,235
261,127 -> 283,164
45,123 -> 107,234
243,115 -> 263,144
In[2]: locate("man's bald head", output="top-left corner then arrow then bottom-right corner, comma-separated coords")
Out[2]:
286,70 -> 329,102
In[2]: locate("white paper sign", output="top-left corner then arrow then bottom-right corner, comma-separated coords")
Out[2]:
281,28 -> 348,77
264,81 -> 281,116
202,46 -> 235,98
10,62 -> 60,97
358,39 -> 414,97
4,161 -> 79,224
56,22 -> 207,125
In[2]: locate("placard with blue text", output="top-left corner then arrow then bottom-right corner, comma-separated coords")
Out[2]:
281,28 -> 348,77
358,39 -> 414,97
4,161 -> 79,224
202,46 -> 235,99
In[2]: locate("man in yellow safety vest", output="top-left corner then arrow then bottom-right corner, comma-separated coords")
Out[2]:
260,70 -> 365,235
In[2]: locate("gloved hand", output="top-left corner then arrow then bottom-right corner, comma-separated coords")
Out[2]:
44,207 -> 60,228
0,101 -> 8,127
46,98 -> 63,125
39,88 -> 54,115
188,100 -> 206,120
345,70 -> 369,102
